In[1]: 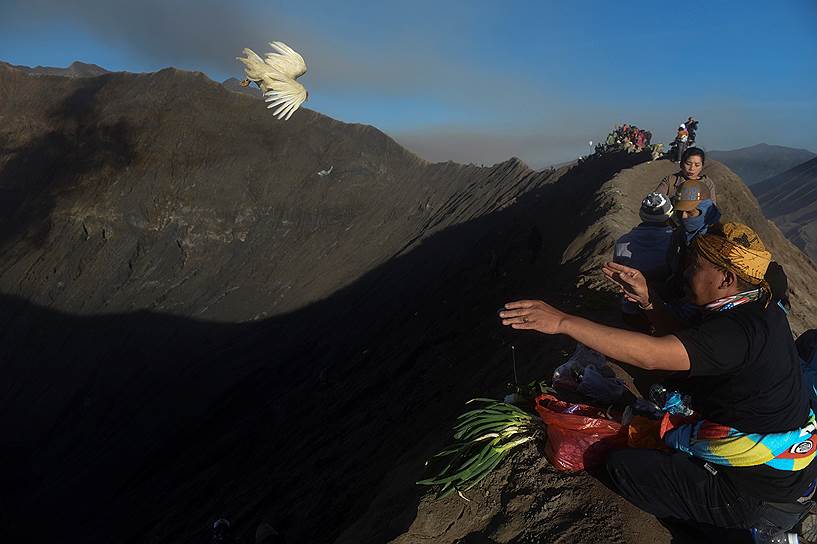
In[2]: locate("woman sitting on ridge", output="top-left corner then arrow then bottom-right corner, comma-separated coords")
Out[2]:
655,147 -> 716,204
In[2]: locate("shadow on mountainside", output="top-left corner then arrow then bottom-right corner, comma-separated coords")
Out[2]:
0,151 -> 677,544
0,76 -> 135,248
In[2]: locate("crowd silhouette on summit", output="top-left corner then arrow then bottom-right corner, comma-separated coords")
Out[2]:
589,116 -> 700,165
597,123 -> 653,155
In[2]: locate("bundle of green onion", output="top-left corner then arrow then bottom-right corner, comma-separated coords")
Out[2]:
417,398 -> 541,498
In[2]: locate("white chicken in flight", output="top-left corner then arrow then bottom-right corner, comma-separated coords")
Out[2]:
237,41 -> 308,120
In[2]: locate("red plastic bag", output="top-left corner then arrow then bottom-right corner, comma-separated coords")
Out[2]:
535,394 -> 627,472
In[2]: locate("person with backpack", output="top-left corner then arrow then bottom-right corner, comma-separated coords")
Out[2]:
686,116 -> 699,145
500,223 -> 817,539
673,125 -> 689,162
613,193 -> 675,329
655,147 -> 717,204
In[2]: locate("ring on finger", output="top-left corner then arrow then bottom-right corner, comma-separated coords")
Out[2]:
522,316 -> 528,323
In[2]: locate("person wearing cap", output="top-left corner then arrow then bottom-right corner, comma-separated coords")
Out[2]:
612,192 -> 675,328
663,180 -> 722,306
671,179 -> 720,243
500,223 -> 817,536
655,147 -> 717,203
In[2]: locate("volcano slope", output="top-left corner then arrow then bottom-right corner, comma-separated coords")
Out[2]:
0,62 -> 629,543
2,63 -> 817,544
753,156 -> 817,262
380,157 -> 817,544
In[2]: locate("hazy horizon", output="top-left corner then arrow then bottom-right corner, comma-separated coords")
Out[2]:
2,0 -> 816,167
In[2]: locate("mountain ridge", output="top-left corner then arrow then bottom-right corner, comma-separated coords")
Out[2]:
0,60 -> 569,542
0,59 -> 110,78
2,60 -> 817,543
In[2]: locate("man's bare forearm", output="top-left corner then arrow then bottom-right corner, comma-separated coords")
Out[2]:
559,314 -> 690,371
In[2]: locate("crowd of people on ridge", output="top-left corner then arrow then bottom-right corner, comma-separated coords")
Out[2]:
596,123 -> 654,156
588,116 -> 701,164
499,144 -> 817,541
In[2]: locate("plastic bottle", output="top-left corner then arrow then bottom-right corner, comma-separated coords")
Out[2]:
664,391 -> 694,416
649,385 -> 694,416
649,384 -> 667,407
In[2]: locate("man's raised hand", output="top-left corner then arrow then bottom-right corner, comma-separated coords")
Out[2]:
602,261 -> 650,307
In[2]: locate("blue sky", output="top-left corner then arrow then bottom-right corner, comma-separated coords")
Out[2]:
1,0 -> 816,167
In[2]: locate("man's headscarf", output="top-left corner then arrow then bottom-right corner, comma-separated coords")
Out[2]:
693,223 -> 772,286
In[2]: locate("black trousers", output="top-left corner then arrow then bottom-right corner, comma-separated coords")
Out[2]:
607,449 -> 806,537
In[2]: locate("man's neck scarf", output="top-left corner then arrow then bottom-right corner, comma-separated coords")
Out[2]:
704,288 -> 764,313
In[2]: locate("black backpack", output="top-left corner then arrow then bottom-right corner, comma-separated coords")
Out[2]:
766,261 -> 789,309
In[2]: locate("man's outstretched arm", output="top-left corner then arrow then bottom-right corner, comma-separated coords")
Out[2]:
499,300 -> 690,371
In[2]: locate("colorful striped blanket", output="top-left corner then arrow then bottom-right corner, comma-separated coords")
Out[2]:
664,411 -> 817,471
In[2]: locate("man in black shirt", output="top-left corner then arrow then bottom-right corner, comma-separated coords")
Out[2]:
499,223 -> 817,535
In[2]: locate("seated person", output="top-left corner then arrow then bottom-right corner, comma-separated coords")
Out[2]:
613,192 -> 674,329
500,223 -> 817,538
655,147 -> 717,204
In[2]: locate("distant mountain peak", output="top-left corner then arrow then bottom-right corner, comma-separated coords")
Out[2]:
3,59 -> 110,78
68,60 -> 107,71
708,143 -> 816,185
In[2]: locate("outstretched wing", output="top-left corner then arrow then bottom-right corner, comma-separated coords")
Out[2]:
263,41 -> 307,80
237,41 -> 308,120
237,47 -> 270,83
263,75 -> 308,120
